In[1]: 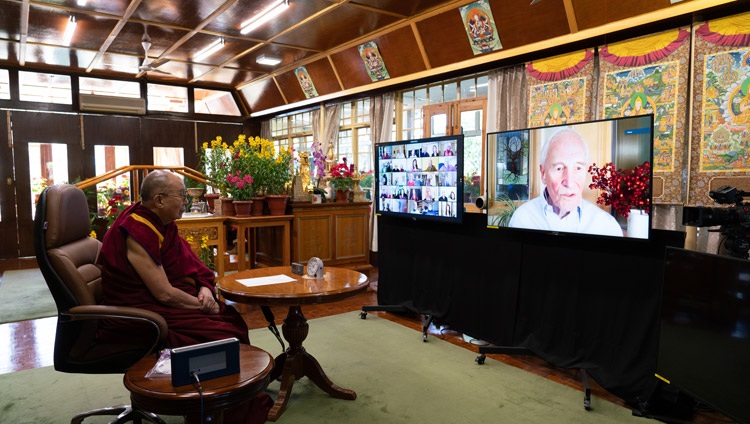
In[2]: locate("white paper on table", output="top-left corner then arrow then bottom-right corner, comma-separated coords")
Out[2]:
236,274 -> 297,287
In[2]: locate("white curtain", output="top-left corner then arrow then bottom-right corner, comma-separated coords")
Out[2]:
368,92 -> 396,252
322,104 -> 342,167
260,119 -> 271,140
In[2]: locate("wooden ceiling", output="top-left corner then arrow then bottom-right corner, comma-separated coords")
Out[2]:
0,0 -> 743,117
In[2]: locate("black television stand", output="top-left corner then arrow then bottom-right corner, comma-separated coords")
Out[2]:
360,305 -> 436,342
475,346 -> 592,411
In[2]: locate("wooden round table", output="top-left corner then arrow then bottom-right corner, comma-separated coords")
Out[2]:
124,344 -> 273,423
217,266 -> 369,421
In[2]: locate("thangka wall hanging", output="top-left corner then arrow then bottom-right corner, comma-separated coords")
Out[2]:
295,66 -> 318,99
689,11 -> 750,206
598,28 -> 690,205
358,41 -> 390,82
459,0 -> 502,55
526,49 -> 595,127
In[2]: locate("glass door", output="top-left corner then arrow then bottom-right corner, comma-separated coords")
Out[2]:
423,99 -> 486,211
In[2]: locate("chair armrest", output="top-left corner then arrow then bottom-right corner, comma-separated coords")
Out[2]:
67,305 -> 169,344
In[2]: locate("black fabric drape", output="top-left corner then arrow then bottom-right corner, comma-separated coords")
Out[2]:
376,213 -> 683,405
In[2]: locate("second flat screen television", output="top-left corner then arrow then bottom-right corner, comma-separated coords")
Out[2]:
486,115 -> 654,239
375,135 -> 464,223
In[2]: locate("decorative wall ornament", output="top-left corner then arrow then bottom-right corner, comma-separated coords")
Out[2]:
689,11 -> 750,206
295,66 -> 318,99
459,0 -> 502,55
358,41 -> 390,82
597,28 -> 690,205
526,49 -> 595,127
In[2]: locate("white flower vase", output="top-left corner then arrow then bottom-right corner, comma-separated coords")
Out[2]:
626,209 -> 649,239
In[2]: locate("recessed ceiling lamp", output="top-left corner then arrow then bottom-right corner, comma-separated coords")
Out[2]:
63,16 -> 77,46
194,38 -> 225,62
240,0 -> 289,35
256,54 -> 282,66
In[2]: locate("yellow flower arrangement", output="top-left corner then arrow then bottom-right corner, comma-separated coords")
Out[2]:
185,234 -> 214,271
226,135 -> 294,196
200,136 -> 231,196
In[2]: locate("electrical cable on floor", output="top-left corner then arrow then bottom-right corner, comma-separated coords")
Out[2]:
191,371 -> 204,424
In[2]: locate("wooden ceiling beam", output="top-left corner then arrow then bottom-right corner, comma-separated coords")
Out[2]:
86,0 -> 142,73
563,0 -> 579,33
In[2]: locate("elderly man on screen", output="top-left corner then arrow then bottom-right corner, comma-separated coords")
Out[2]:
508,129 -> 623,237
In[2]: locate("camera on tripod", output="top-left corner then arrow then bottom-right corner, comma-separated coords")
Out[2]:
682,186 -> 750,259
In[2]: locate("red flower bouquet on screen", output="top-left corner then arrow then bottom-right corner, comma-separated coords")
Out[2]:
588,161 -> 650,218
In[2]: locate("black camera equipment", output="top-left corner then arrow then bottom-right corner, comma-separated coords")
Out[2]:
682,186 -> 750,259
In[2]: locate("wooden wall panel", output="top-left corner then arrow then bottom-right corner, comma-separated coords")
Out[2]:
490,0 -> 571,49
303,58 -> 342,96
332,25 -> 429,90
331,47 -> 372,90
374,26 -> 428,77
276,71 -> 307,105
242,78 -> 286,113
416,10 -> 475,69
572,0 -> 674,30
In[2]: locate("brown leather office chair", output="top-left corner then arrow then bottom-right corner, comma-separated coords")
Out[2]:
34,184 -> 169,424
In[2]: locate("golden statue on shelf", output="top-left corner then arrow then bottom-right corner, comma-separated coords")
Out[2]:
294,151 -> 312,202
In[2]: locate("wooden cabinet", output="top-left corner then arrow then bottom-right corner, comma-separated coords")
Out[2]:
289,202 -> 371,270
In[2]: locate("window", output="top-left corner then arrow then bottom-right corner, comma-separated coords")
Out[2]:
147,83 -> 188,113
80,77 -> 140,98
19,71 -> 72,104
0,69 -> 9,100
194,88 -> 241,116
271,110 -> 314,175
338,99 -> 372,172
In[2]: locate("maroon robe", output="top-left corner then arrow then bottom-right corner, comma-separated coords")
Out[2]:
98,202 -> 249,348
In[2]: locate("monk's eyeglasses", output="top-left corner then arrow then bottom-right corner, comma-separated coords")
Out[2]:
158,192 -> 189,202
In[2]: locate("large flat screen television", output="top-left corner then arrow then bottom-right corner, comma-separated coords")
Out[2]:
486,114 -> 654,239
375,134 -> 464,223
657,247 -> 750,424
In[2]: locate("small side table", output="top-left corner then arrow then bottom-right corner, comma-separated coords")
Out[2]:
124,344 -> 273,423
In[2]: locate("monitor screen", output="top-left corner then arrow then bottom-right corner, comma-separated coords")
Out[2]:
486,115 -> 654,239
658,247 -> 750,424
375,135 -> 464,223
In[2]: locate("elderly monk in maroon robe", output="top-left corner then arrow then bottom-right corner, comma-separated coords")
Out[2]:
97,170 -> 249,347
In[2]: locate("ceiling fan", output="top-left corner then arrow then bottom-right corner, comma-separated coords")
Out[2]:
138,32 -> 171,75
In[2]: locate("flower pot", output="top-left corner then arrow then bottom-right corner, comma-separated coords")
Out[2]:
335,189 -> 350,203
204,193 -> 220,214
266,194 -> 289,215
233,199 -> 253,216
626,209 -> 649,239
219,197 -> 235,216
250,196 -> 265,216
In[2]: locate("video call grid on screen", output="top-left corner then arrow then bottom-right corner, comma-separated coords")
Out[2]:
486,114 -> 654,239
375,134 -> 464,224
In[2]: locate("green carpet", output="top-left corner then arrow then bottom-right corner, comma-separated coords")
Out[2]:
0,268 -> 57,324
0,313 -> 644,423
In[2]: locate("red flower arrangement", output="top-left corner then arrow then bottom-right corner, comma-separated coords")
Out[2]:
329,158 -> 355,190
588,161 -> 651,218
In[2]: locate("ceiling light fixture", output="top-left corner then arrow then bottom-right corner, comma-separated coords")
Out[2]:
530,0 -> 544,4
194,38 -> 225,62
256,54 -> 282,66
63,16 -> 77,46
240,0 -> 289,35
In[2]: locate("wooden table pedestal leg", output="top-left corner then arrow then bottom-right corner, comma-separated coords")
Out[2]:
266,306 -> 356,421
